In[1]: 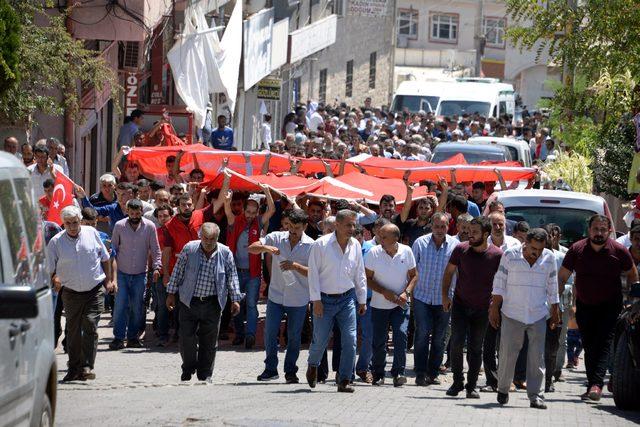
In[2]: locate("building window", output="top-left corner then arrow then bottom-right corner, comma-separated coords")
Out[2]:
319,68 -> 328,104
346,60 -> 353,98
397,9 -> 418,39
293,77 -> 301,106
430,13 -> 458,43
369,52 -> 376,89
482,17 -> 506,48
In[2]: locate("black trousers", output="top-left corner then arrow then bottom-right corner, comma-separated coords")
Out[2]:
483,323 -> 527,387
575,298 -> 622,388
61,285 -> 103,373
450,303 -> 489,390
54,288 -> 65,348
179,298 -> 222,380
544,320 -> 561,388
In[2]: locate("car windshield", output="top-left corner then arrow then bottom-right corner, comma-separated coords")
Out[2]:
504,207 -> 597,247
438,100 -> 491,116
391,95 -> 439,113
431,150 -> 507,164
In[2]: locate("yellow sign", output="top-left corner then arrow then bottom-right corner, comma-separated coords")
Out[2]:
257,79 -> 281,100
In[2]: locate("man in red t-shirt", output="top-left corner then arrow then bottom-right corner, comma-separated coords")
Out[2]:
153,204 -> 175,346
442,216 -> 503,398
558,214 -> 638,402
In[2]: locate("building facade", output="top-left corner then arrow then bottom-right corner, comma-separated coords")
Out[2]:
394,0 -> 558,109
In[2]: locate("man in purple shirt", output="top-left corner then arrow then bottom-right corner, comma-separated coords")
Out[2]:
109,199 -> 162,350
442,216 -> 503,398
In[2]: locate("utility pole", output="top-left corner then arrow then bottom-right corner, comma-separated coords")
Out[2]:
474,0 -> 484,77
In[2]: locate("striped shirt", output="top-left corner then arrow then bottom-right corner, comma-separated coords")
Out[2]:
412,233 -> 458,305
492,246 -> 559,324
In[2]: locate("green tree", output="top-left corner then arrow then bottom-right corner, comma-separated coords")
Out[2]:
507,0 -> 640,198
0,1 -> 118,125
0,0 -> 21,95
507,0 -> 640,124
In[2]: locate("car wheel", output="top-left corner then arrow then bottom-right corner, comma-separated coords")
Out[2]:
612,332 -> 640,410
39,394 -> 52,427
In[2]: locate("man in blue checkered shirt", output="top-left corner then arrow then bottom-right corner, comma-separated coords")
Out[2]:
411,212 -> 459,386
166,223 -> 243,382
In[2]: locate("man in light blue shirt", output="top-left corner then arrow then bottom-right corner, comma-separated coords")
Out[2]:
411,212 -> 459,385
117,109 -> 144,149
249,209 -> 314,384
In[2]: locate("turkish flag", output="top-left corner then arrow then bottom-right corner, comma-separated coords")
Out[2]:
46,172 -> 75,225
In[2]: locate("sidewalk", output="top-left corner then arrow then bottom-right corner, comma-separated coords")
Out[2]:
54,306 -> 640,426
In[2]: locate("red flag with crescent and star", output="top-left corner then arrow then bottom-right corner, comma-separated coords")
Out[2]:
46,172 -> 75,225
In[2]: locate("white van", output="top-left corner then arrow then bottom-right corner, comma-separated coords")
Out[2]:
0,152 -> 56,425
390,79 -> 452,113
485,189 -> 614,247
467,136 -> 533,167
436,77 -> 516,119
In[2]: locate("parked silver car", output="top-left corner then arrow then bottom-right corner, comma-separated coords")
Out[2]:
0,152 -> 56,426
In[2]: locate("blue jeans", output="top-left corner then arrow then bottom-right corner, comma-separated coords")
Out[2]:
263,300 -> 307,374
413,299 -> 451,378
355,299 -> 373,373
113,272 -> 147,340
233,270 -> 260,338
154,278 -> 170,340
371,306 -> 409,377
308,289 -> 357,383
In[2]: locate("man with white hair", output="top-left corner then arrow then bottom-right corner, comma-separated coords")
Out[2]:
47,206 -> 114,381
166,222 -> 243,382
306,209 -> 368,393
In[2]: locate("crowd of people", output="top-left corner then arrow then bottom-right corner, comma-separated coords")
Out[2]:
2,98 -> 637,411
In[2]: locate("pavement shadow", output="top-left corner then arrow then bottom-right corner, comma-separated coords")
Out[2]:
594,404 -> 640,423
456,402 -> 502,409
270,389 -> 316,394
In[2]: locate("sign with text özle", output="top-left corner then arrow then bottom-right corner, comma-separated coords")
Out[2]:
256,78 -> 281,100
124,72 -> 139,117
348,0 -> 388,17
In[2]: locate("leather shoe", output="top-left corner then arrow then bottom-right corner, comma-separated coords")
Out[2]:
415,375 -> 428,387
497,392 -> 509,405
285,373 -> 299,384
530,398 -> 547,409
181,371 -> 192,381
337,380 -> 355,393
466,388 -> 480,399
393,376 -> 407,387
62,371 -> 84,382
446,383 -> 465,396
426,376 -> 441,385
545,384 -> 555,393
306,366 -> 317,388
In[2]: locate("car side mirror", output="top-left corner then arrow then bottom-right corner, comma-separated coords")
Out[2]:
0,286 -> 39,319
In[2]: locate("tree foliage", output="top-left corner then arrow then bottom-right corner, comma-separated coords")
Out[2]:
0,0 -> 21,95
506,0 -> 640,197
0,1 -> 118,125
592,119 -> 636,199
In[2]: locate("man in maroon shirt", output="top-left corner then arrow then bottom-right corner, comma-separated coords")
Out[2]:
442,216 -> 503,398
558,214 -> 638,402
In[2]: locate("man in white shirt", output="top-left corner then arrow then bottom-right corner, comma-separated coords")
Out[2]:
487,211 -> 521,251
260,114 -> 272,149
365,224 -> 417,387
306,209 -> 368,393
483,210 -> 523,391
307,104 -> 325,132
490,228 -> 560,410
47,206 -> 113,382
28,145 -> 63,199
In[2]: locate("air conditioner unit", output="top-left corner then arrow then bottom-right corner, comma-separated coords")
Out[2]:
397,36 -> 408,48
